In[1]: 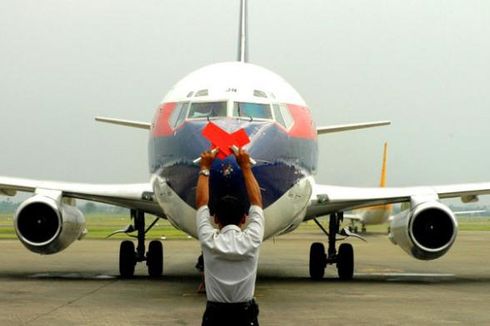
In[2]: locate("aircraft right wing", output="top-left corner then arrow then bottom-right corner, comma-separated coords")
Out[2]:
0,176 -> 163,216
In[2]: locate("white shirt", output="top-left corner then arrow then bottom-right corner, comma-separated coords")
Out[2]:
196,205 -> 265,303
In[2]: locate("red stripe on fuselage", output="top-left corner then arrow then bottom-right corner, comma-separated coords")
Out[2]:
151,102 -> 317,140
287,104 -> 317,140
152,103 -> 176,137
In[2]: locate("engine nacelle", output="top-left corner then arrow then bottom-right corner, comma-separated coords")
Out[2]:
14,195 -> 86,255
389,200 -> 458,260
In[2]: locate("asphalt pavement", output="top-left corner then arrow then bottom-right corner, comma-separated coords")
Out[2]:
1,231 -> 490,325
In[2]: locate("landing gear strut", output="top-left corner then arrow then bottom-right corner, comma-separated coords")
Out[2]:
309,212 -> 355,280
118,209 -> 163,278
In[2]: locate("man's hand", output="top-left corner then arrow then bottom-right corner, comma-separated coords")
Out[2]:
233,147 -> 252,170
199,148 -> 218,170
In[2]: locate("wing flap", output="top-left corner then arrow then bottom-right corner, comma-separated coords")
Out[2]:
433,183 -> 490,199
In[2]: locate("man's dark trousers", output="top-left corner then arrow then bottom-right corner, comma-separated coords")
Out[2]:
202,300 -> 259,326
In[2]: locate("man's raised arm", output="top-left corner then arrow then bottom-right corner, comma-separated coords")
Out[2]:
195,150 -> 217,209
234,148 -> 262,208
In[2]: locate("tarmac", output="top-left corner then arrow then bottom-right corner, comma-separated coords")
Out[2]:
1,230 -> 490,325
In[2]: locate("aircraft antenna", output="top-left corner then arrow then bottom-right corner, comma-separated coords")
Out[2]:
237,0 -> 249,62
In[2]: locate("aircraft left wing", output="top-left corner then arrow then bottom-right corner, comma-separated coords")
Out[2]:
306,182 -> 490,220
95,116 -> 152,130
0,176 -> 163,216
316,120 -> 391,135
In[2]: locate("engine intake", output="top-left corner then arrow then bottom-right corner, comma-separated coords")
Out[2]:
389,200 -> 457,260
14,195 -> 86,255
17,202 -> 60,244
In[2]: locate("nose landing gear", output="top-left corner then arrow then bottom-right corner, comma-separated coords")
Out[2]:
309,212 -> 362,280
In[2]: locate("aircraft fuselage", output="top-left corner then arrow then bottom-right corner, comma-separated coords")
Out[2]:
148,62 -> 318,238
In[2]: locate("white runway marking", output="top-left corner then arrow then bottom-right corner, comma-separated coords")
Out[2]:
29,273 -> 116,279
356,272 -> 455,277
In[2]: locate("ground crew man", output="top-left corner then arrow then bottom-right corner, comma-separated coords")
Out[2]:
196,147 -> 264,326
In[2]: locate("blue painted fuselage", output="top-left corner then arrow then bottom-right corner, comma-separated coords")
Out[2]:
149,119 -> 317,211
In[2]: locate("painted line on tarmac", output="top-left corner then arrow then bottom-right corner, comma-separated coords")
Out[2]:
29,273 -> 116,279
356,272 -> 455,277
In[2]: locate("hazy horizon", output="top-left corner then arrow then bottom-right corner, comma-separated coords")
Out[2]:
1,0 -> 489,204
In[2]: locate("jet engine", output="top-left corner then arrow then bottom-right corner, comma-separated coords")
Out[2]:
14,195 -> 86,255
389,200 -> 458,260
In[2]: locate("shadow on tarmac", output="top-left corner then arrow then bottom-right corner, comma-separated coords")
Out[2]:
1,270 -> 490,286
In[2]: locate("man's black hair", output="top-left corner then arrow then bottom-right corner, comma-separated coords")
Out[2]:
214,195 -> 246,226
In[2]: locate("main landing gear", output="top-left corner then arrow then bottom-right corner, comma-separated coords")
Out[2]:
309,212 -> 364,281
110,209 -> 163,278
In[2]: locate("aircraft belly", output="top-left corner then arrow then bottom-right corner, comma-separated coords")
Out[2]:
152,174 -> 311,239
153,175 -> 199,238
262,176 -> 312,239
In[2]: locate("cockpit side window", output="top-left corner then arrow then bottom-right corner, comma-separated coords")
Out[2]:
188,102 -> 227,119
175,102 -> 189,127
272,104 -> 286,128
280,104 -> 294,129
233,102 -> 272,120
168,102 -> 189,128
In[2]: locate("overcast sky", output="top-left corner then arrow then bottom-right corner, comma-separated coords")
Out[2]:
0,0 -> 489,203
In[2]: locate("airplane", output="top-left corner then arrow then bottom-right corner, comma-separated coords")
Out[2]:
343,144 -> 485,234
2,0 -> 490,281
344,142 -> 392,233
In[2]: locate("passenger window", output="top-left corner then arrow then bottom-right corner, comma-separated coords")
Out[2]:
188,102 -> 227,119
233,102 -> 272,120
272,104 -> 286,128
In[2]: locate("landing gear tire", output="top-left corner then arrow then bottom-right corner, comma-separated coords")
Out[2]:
309,242 -> 326,280
147,240 -> 163,277
119,240 -> 136,278
337,243 -> 354,280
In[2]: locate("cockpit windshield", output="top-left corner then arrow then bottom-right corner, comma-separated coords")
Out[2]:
188,101 -> 227,119
233,102 -> 272,120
